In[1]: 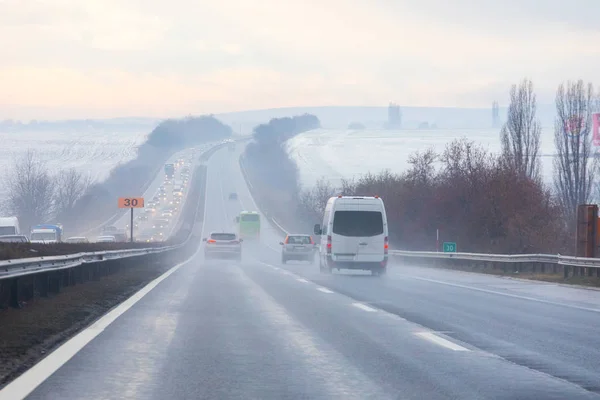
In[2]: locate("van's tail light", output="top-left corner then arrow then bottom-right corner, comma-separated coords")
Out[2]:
284,236 -> 289,244
207,239 -> 216,244
384,236 -> 389,254
327,235 -> 332,254
309,236 -> 314,245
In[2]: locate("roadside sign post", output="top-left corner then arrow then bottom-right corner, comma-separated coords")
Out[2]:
436,229 -> 439,252
443,242 -> 457,253
118,197 -> 145,243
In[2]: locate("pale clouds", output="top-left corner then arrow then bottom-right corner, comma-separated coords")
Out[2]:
0,0 -> 599,119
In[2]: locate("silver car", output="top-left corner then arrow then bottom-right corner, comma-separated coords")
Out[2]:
280,234 -> 316,264
203,232 -> 242,261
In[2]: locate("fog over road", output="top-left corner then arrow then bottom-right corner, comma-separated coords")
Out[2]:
12,144 -> 600,400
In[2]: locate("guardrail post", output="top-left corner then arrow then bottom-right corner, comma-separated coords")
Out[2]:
38,273 -> 49,297
563,265 -> 569,279
9,278 -> 20,308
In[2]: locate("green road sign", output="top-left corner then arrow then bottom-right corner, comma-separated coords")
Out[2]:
443,242 -> 457,253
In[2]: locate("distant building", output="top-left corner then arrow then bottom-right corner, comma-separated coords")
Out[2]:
386,102 -> 402,129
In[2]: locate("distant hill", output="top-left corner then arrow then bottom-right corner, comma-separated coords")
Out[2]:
214,105 -> 557,131
0,117 -> 161,132
1,104 -> 558,133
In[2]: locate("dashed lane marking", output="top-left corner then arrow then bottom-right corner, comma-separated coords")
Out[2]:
352,303 -> 377,312
317,287 -> 334,294
414,331 -> 470,352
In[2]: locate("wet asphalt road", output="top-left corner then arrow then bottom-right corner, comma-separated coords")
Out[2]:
19,146 -> 600,400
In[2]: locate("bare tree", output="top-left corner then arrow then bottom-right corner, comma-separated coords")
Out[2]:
298,177 -> 338,217
6,150 -> 55,231
405,148 -> 437,184
500,78 -> 542,181
53,168 -> 93,221
553,80 -> 598,226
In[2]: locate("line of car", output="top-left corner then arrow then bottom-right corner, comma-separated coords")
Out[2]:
133,157 -> 192,243
210,196 -> 388,277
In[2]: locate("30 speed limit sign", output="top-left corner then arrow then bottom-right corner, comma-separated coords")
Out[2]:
118,197 -> 145,208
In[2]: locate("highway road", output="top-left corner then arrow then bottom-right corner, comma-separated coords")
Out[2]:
5,144 -> 600,399
80,143 -> 213,240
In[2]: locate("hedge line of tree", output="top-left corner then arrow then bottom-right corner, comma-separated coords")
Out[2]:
242,114 -> 321,232
299,140 -> 569,254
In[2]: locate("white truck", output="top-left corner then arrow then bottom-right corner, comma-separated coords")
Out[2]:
30,224 -> 63,244
0,216 -> 21,236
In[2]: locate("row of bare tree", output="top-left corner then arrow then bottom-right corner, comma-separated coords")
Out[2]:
2,150 -> 92,233
296,79 -> 600,254
500,78 -> 599,226
298,140 -> 569,254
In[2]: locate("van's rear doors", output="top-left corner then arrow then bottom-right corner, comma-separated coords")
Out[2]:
331,200 -> 385,262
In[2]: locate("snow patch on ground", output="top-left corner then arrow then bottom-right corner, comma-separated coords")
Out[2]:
0,129 -> 147,211
286,128 -> 557,189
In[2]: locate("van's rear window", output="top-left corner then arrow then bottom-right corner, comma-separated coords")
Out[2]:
332,211 -> 383,237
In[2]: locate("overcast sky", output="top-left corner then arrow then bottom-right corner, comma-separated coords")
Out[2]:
1,0 -> 599,119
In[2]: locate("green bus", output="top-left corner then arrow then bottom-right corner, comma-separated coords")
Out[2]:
236,211 -> 260,240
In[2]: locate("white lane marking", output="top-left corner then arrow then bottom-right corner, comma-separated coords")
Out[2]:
317,287 -> 334,294
352,303 -> 377,312
0,247 -> 201,400
410,276 -> 600,314
296,278 -> 309,283
414,332 -> 470,352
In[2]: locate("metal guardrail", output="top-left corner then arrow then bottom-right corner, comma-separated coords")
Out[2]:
0,246 -> 179,280
389,250 -> 600,269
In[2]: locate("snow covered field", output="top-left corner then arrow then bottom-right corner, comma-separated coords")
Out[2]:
0,129 -> 148,210
286,128 -> 558,189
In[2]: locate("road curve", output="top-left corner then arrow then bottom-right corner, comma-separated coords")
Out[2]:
5,144 -> 600,399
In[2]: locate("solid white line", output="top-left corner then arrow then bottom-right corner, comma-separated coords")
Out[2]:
0,249 -> 200,400
296,278 -> 309,283
414,332 -> 470,352
352,302 -> 377,312
317,287 -> 334,294
410,276 -> 600,314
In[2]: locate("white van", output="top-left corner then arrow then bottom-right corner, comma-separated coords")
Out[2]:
313,196 -> 388,276
0,216 -> 20,236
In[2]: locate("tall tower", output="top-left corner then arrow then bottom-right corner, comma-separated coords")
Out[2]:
387,102 -> 402,129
